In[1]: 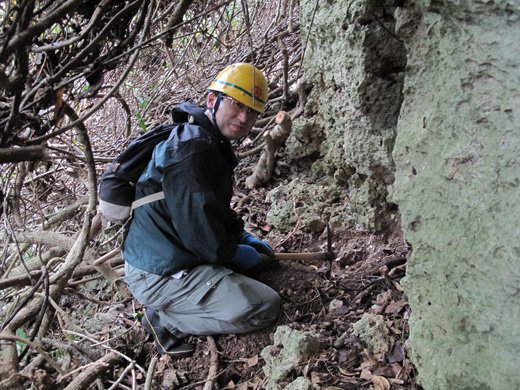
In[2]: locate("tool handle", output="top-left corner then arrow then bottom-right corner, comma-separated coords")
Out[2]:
261,252 -> 335,261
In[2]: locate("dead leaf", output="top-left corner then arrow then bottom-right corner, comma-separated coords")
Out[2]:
318,264 -> 330,273
385,299 -> 407,314
311,371 -> 332,383
248,355 -> 259,367
161,369 -> 180,387
391,362 -> 403,377
236,383 -> 248,390
375,291 -> 392,306
388,341 -> 405,363
373,365 -> 396,378
250,375 -> 263,385
260,223 -> 271,232
54,87 -> 65,112
372,304 -> 384,314
329,299 -> 343,311
360,368 -> 372,380
372,375 -> 390,390
337,349 -> 357,366
332,305 -> 350,315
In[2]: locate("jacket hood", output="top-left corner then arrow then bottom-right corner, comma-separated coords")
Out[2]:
171,101 -> 223,139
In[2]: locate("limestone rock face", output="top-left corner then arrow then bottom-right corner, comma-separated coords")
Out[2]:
291,0 -> 406,230
392,1 -> 520,389
297,0 -> 520,388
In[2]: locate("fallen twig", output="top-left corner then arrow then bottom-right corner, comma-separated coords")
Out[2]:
0,373 -> 31,389
107,360 -> 135,390
275,197 -> 301,250
0,266 -> 47,333
0,334 -> 66,376
203,335 -> 219,390
18,266 -> 49,361
43,294 -> 99,340
63,330 -> 147,375
61,352 -> 120,390
93,248 -> 121,266
144,357 -> 158,390
0,256 -> 124,290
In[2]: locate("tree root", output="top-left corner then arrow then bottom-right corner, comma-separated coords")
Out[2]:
245,111 -> 292,189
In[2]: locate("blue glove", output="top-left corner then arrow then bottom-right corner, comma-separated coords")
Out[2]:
240,233 -> 275,258
231,244 -> 264,271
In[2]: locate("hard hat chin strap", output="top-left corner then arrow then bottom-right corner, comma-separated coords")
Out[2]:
210,91 -> 224,131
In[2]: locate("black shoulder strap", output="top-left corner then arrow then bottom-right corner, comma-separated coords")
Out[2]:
113,124 -> 178,180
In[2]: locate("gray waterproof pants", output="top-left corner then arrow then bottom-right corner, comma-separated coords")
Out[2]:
123,263 -> 281,338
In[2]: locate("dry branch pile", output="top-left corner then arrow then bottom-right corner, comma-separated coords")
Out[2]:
0,0 -> 305,388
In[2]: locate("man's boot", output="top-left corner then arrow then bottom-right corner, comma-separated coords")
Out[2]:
141,308 -> 195,358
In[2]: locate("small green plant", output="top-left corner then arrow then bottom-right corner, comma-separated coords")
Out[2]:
52,349 -> 65,360
135,113 -> 147,133
15,328 -> 28,354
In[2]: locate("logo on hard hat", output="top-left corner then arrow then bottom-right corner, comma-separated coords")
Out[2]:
253,86 -> 263,99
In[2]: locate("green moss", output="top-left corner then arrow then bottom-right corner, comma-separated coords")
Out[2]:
352,313 -> 392,353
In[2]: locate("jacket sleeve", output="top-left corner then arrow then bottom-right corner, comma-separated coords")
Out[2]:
224,208 -> 246,241
160,138 -> 240,263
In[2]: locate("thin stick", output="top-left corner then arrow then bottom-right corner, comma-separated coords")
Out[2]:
61,352 -> 120,390
297,0 -> 319,79
107,361 -> 135,390
0,266 -> 48,333
18,266 -> 50,361
42,294 -> 99,340
144,357 -> 158,390
63,330 -> 147,375
261,251 -> 334,261
0,334 -> 66,376
203,335 -> 219,390
276,197 -> 301,249
93,248 -> 121,266
59,360 -> 110,382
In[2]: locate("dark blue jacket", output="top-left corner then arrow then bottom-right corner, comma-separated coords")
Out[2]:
123,102 -> 245,275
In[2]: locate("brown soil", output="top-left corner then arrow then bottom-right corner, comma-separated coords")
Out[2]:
86,146 -> 418,389
118,216 -> 416,389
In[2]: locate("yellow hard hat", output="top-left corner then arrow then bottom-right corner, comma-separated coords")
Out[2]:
208,63 -> 268,114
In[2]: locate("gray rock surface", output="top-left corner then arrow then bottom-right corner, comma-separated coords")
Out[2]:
296,0 -> 520,388
261,326 -> 322,390
392,1 -> 520,389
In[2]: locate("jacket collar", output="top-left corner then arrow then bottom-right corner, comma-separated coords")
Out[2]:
171,101 -> 224,140
171,101 -> 238,168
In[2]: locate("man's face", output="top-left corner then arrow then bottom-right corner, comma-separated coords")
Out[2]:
206,93 -> 259,140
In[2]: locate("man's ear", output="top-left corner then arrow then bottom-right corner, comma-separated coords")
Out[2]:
206,92 -> 216,110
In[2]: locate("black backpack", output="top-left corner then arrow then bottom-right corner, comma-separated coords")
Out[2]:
98,124 -> 175,226
98,102 -> 212,227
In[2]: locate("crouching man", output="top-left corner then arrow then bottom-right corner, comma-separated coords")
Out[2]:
122,63 -> 281,358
